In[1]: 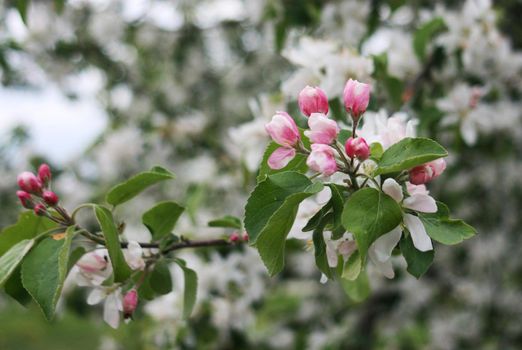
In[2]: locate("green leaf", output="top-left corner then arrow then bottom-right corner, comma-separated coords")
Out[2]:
341,270 -> 370,303
4,267 -> 31,306
312,213 -> 334,279
174,259 -> 198,319
208,215 -> 242,229
0,239 -> 34,287
419,202 -> 476,245
342,188 -> 402,260
106,166 -> 175,206
15,0 -> 29,24
257,131 -> 309,183
400,234 -> 434,278
413,17 -> 447,61
244,171 -> 323,275
54,0 -> 65,13
369,142 -> 384,161
94,205 -> 132,282
149,259 -> 173,295
21,227 -> 75,320
375,137 -> 448,175
0,212 -> 57,256
142,201 -> 184,240
337,129 -> 352,145
327,184 -> 345,239
342,251 -> 362,281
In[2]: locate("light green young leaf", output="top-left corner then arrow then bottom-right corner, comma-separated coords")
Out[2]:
94,205 -> 132,282
342,188 -> 402,260
106,166 -> 175,206
244,171 -> 323,276
174,259 -> 198,319
341,270 -> 370,303
400,234 -> 434,278
419,202 -> 476,245
375,137 -> 448,175
342,251 -> 362,281
208,215 -> 242,229
21,226 -> 75,320
142,201 -> 184,240
0,239 -> 34,287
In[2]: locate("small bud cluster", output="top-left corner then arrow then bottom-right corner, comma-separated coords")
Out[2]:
16,164 -> 64,220
230,231 -> 249,243
265,80 -> 371,177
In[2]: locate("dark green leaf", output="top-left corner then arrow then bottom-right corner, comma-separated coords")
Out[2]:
0,212 -> 57,256
106,166 -> 175,206
375,137 -> 448,175
15,0 -> 29,24
419,202 -> 476,245
208,215 -> 242,229
94,205 -> 132,283
175,259 -> 198,319
4,267 -> 31,306
150,260 -> 173,295
142,201 -> 184,240
21,227 -> 75,320
413,17 -> 447,61
244,172 -> 323,275
400,234 -> 434,278
312,213 -> 334,279
337,129 -> 352,145
342,188 -> 402,260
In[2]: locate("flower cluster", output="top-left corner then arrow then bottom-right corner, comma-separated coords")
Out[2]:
17,164 -> 60,217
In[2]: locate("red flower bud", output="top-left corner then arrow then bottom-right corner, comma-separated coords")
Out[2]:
17,171 -> 42,194
38,164 -> 52,186
230,232 -> 240,243
43,191 -> 59,206
345,137 -> 370,160
34,203 -> 47,216
242,232 -> 249,242
123,289 -> 138,319
17,191 -> 34,209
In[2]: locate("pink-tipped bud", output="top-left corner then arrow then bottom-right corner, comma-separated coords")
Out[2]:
304,113 -> 339,145
38,164 -> 52,186
306,144 -> 337,176
265,112 -> 300,148
345,137 -> 370,160
298,86 -> 329,117
343,79 -> 371,120
34,203 -> 47,216
43,190 -> 59,206
242,231 -> 249,242
123,289 -> 138,319
76,251 -> 109,274
17,171 -> 42,194
230,232 -> 240,243
17,191 -> 34,209
409,158 -> 446,185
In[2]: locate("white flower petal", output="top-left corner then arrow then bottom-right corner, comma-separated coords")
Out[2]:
320,273 -> 328,284
87,288 -> 105,305
382,178 -> 403,203
404,214 -> 433,252
104,296 -> 121,329
369,254 -> 395,279
403,194 -> 437,213
369,227 -> 402,262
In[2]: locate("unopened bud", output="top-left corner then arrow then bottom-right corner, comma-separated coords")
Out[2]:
230,232 -> 240,243
345,137 -> 370,160
306,144 -> 337,176
38,164 -> 52,186
34,203 -> 47,216
242,232 -> 249,242
17,191 -> 34,209
343,79 -> 371,121
123,289 -> 138,319
298,86 -> 329,117
43,190 -> 59,206
17,172 -> 42,194
265,112 -> 300,148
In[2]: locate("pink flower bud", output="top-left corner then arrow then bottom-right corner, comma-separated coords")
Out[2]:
304,113 -> 339,145
242,231 -> 249,242
38,164 -> 52,186
265,112 -> 300,148
345,137 -> 370,160
298,86 -> 329,117
409,158 -> 446,185
17,191 -> 34,209
230,232 -> 240,242
343,79 -> 371,120
77,251 -> 109,274
306,144 -> 337,176
123,289 -> 138,318
43,190 -> 59,206
268,147 -> 296,170
34,203 -> 47,216
17,171 -> 42,194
